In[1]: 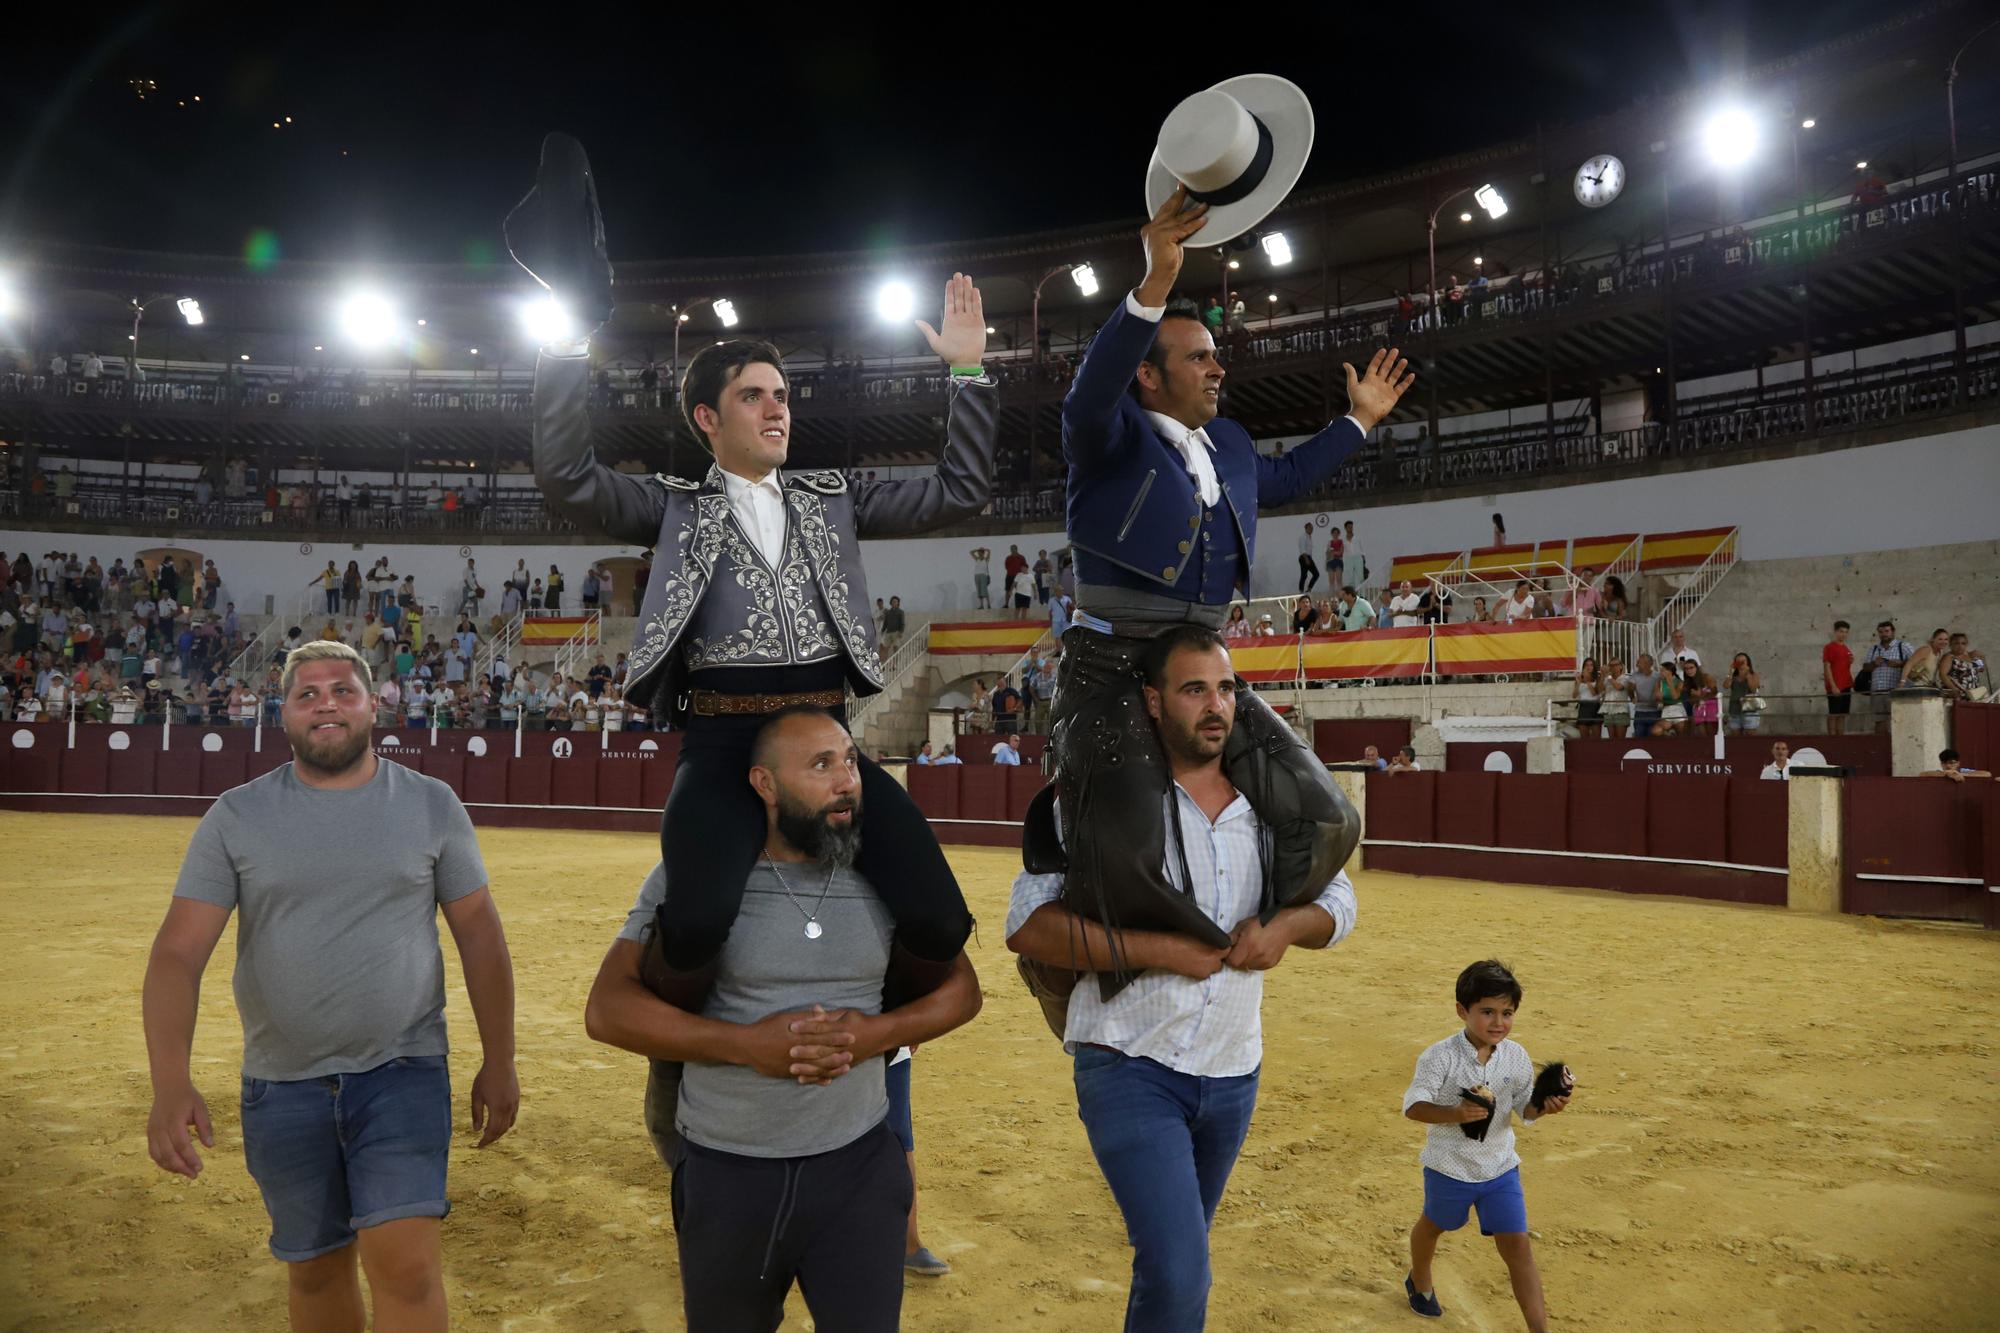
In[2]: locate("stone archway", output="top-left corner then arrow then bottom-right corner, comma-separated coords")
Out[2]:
133,546 -> 206,605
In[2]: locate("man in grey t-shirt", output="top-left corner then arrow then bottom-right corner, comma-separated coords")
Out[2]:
585,706 -> 982,1331
143,640 -> 518,1333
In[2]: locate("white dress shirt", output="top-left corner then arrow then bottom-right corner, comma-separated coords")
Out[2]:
1125,290 -> 1366,497
718,466 -> 788,569
1007,783 -> 1357,1078
1388,593 -> 1424,628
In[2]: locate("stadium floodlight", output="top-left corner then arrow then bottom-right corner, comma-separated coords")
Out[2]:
1701,106 -> 1759,169
1855,159 -> 1869,170
1071,264 -> 1099,297
1458,211 -> 1473,223
176,297 -> 204,326
1261,232 -> 1293,266
876,281 -> 916,323
338,292 -> 402,347
713,298 -> 739,328
0,279 -> 14,320
1800,117 -> 1816,129
1473,183 -> 1508,219
517,295 -> 575,343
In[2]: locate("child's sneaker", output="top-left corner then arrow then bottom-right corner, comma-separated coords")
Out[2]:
1405,1274 -> 1443,1318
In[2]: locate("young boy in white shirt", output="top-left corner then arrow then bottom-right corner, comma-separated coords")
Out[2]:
1401,960 -> 1571,1329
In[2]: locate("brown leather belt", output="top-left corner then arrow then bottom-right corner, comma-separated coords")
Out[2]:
690,687 -> 845,717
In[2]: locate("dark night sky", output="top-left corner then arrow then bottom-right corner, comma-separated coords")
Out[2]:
1,1 -> 1906,265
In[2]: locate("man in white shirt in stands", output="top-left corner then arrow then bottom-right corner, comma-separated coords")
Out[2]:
1387,745 -> 1423,774
991,734 -> 1023,766
1667,627 -> 1701,675
1759,741 -> 1791,780
1006,625 -> 1356,1330
1388,580 -> 1424,629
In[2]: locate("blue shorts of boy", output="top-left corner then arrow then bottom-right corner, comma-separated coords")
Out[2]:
240,1055 -> 452,1261
1422,1165 -> 1528,1236
885,1055 -> 914,1152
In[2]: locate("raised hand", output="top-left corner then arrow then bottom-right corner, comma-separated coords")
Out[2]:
918,273 -> 986,367
1136,184 -> 1211,307
1343,347 -> 1418,431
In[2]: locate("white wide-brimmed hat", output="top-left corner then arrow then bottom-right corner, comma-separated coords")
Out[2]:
1145,74 -> 1314,247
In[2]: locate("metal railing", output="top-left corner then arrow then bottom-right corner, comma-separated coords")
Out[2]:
549,611 -> 603,687
846,614 -> 939,737
475,610 -> 525,687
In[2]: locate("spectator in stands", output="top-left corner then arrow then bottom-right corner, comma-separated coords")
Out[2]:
969,547 -> 992,609
933,745 -> 962,765
544,564 -> 564,612
1324,523 -> 1345,589
581,563 -> 604,611
1942,632 -> 1988,702
1688,665 -> 1720,736
528,578 -> 545,613
1050,587 -> 1075,639
881,597 -> 906,655
991,675 -> 1023,734
1760,741 -> 1792,780
1573,657 -> 1603,739
1724,653 -> 1763,733
1897,627 -> 1949,690
1667,627 -> 1702,676
1860,620 -> 1912,728
1361,744 -> 1387,771
968,678 -> 991,732
1570,568 -> 1601,618
313,561 -> 341,616
1009,566 -> 1034,619
1003,544 -> 1027,589
1601,658 -> 1632,738
1468,596 -> 1493,624
1388,580 -> 1423,629
1386,745 -> 1422,774
1291,595 -> 1320,634
1335,586 -> 1374,633
1655,660 -> 1688,736
1599,576 -> 1630,620
1297,522 -> 1320,593
915,741 -> 934,764
1491,513 -> 1506,546
1224,605 -> 1251,640
1256,613 -> 1278,637
1033,550 -> 1054,605
633,549 -> 651,616
1822,620 -> 1854,733
1502,581 -> 1535,623
992,734 -> 1023,765
1922,749 -> 1991,781
340,560 -> 362,616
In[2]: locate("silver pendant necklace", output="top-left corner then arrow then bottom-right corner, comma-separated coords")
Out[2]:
765,853 -> 833,940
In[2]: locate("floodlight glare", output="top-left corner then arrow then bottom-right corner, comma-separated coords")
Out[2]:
713,298 -> 739,328
1458,212 -> 1473,223
1474,184 -> 1508,219
876,281 -> 916,322
1800,117 -> 1816,129
1227,259 -> 1241,270
1261,232 -> 1293,266
176,297 -> 204,326
518,295 -> 575,343
1071,264 -> 1100,297
1701,106 -> 1759,169
0,282 -> 14,320
338,292 -> 401,347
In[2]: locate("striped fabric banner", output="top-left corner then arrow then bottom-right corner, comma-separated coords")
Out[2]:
1228,637 -> 1304,683
927,620 -> 1049,656
1387,550 -> 1465,585
1433,617 -> 1579,675
1461,543 -> 1542,581
1639,527 -> 1734,571
1568,533 -> 1638,571
1300,627 -> 1431,679
519,616 -> 596,646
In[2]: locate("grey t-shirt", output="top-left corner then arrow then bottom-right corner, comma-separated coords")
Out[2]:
174,758 -> 489,1081
620,859 -> 892,1158
1626,670 -> 1660,713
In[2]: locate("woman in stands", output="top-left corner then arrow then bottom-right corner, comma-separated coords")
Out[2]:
544,563 -> 565,612
1688,666 -> 1720,736
1600,575 -> 1630,620
1573,656 -> 1603,739
1655,660 -> 1688,735
1897,628 -> 1950,690
1291,595 -> 1320,634
1724,653 -> 1763,733
1942,633 -> 1988,701
1224,605 -> 1251,640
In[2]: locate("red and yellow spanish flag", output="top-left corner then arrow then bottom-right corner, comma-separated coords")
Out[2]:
1567,533 -> 1638,571
1433,617 -> 1578,675
1461,543 -> 1542,583
1639,526 -> 1734,571
1299,627 -> 1431,680
1228,636 -> 1303,683
926,621 -> 1050,656
520,616 -> 597,647
1387,550 -> 1464,586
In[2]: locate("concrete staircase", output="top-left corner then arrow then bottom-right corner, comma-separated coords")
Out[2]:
1678,539 -> 2000,731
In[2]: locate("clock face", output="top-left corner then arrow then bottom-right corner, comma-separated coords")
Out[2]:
1574,154 -> 1625,208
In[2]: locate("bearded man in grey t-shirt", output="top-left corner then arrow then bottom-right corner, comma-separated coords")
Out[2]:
585,706 -> 983,1331
143,640 -> 518,1333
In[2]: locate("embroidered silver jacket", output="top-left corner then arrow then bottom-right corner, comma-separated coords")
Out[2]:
530,351 -> 999,721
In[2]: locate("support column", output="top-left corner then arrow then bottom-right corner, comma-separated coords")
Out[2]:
1786,774 -> 1844,913
1889,694 -> 1949,777
1525,736 -> 1565,773
1330,767 -> 1368,840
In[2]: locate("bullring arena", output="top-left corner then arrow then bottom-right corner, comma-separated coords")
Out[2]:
3,813 -> 1997,1331
10,8 -> 2000,1329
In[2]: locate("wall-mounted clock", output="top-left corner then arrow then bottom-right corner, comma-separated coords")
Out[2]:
1574,154 -> 1626,208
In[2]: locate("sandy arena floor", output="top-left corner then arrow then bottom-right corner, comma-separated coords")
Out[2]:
1,811 -> 1997,1331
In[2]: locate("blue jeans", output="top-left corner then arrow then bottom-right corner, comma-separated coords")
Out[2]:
1073,1046 -> 1260,1332
240,1054 -> 452,1261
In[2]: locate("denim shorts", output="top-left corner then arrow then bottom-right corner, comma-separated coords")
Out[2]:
240,1054 -> 452,1261
1423,1165 -> 1528,1236
885,1056 -> 914,1152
